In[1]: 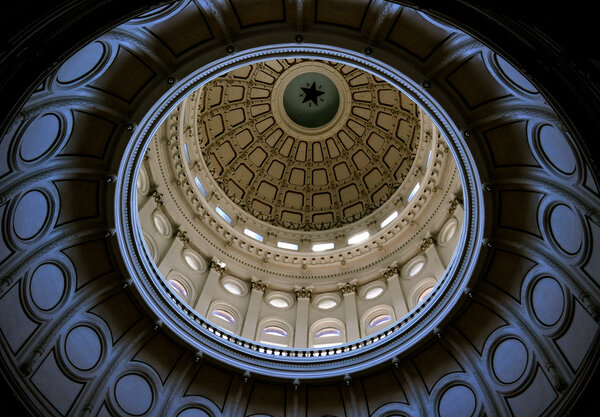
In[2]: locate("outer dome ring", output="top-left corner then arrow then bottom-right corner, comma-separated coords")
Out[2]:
116,43 -> 482,381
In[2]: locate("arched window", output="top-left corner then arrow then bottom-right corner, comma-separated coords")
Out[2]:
224,282 -> 241,295
269,297 -> 289,308
212,309 -> 235,323
165,271 -> 194,302
315,328 -> 341,338
152,210 -> 172,237
362,306 -> 396,337
143,233 -> 158,262
257,319 -> 293,348
220,275 -> 248,296
368,314 -> 392,328
409,278 -> 438,309
137,166 -> 149,194
418,287 -> 434,304
310,319 -> 345,348
167,279 -> 188,300
403,255 -> 427,278
263,326 -> 287,337
207,302 -> 241,334
181,249 -> 207,272
359,281 -> 386,300
438,217 -> 459,246
365,287 -> 384,299
313,293 -> 341,311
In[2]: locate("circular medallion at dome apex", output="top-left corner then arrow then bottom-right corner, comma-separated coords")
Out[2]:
271,61 -> 352,139
196,59 -> 420,231
282,72 -> 339,128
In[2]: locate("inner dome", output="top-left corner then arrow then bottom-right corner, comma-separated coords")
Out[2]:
199,59 -> 419,231
137,58 -> 464,349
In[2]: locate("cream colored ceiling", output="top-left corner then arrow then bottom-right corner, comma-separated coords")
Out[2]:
145,60 -> 461,282
197,59 -> 420,230
153,105 -> 461,283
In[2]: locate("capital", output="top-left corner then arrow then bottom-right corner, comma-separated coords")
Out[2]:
251,280 -> 267,292
295,286 -> 312,299
340,282 -> 357,295
419,236 -> 436,251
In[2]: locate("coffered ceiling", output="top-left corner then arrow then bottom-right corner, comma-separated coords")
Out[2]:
197,59 -> 420,231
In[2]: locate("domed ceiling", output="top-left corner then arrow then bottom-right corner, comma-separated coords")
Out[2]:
136,55 -> 464,348
197,59 -> 420,230
4,1 -> 600,416
140,55 -> 462,287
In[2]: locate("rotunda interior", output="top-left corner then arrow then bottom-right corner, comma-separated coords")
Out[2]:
0,1 -> 599,416
138,57 -> 463,347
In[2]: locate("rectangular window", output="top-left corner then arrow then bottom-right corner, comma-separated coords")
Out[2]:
312,242 -> 334,251
194,177 -> 206,196
407,183 -> 420,202
380,211 -> 398,228
183,143 -> 191,163
348,231 -> 369,245
244,228 -> 264,242
216,206 -> 232,223
277,241 -> 298,250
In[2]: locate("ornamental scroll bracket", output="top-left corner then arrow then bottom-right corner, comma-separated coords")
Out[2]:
176,229 -> 190,245
209,259 -> 226,276
150,190 -> 164,206
383,265 -> 400,279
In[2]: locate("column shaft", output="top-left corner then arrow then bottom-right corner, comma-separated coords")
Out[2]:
424,245 -> 445,279
242,286 -> 264,339
157,237 -> 183,276
343,292 -> 360,340
194,267 -> 221,316
294,297 -> 310,348
387,273 -> 408,319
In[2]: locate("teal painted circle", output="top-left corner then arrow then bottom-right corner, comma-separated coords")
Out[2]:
65,326 -> 102,370
30,263 -> 65,311
283,72 -> 339,128
14,190 -> 49,240
115,374 -> 153,415
492,338 -> 528,383
438,385 -> 476,417
20,113 -> 61,161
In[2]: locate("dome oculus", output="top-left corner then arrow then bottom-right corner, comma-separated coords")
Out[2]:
282,72 -> 339,128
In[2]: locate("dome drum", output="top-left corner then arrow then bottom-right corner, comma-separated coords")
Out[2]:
128,42 -> 475,378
